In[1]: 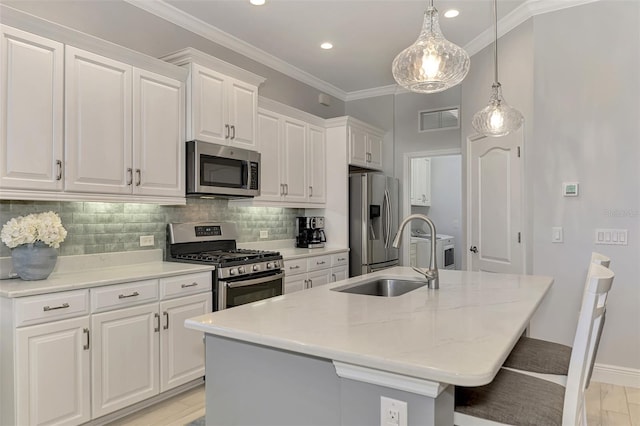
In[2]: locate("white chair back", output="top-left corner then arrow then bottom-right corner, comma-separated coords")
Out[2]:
563,263 -> 614,425
590,252 -> 611,268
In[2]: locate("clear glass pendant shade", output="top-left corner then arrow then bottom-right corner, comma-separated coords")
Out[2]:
392,6 -> 470,94
472,83 -> 524,137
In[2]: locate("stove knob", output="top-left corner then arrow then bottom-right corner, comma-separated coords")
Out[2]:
266,262 -> 273,269
229,268 -> 237,276
252,264 -> 260,272
238,266 -> 246,274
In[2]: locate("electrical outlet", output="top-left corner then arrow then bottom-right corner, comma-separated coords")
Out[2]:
381,396 -> 407,426
139,235 -> 155,247
260,230 -> 268,239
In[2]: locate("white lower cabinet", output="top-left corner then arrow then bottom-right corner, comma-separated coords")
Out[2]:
283,251 -> 349,293
15,316 -> 91,426
1,271 -> 211,426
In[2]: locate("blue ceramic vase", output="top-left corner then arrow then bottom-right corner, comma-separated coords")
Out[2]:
11,241 -> 58,280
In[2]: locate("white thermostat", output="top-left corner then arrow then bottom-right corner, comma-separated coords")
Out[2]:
563,182 -> 579,197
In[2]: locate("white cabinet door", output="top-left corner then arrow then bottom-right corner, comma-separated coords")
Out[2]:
307,269 -> 331,288
307,125 -> 326,204
133,69 -> 184,198
91,303 -> 159,418
331,266 -> 348,282
411,158 -> 431,206
0,26 -> 64,191
160,293 -> 211,392
15,316 -> 90,426
349,125 -> 368,167
228,78 -> 257,149
284,274 -> 307,293
256,110 -> 283,202
190,63 -> 226,144
282,118 -> 307,202
65,46 -> 132,194
367,133 -> 383,170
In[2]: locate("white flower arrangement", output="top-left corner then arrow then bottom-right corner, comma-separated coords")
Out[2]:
1,211 -> 68,249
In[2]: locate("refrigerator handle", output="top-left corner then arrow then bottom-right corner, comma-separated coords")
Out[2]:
386,189 -> 392,248
383,189 -> 390,248
369,224 -> 376,240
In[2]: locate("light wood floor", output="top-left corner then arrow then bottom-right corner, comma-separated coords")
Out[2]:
109,382 -> 638,426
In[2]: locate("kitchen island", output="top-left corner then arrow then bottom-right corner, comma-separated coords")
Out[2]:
185,267 -> 553,426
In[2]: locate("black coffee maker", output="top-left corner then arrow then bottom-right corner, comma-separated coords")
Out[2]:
296,216 -> 326,248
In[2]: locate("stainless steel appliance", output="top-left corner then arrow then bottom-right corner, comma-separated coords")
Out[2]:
166,222 -> 283,311
295,216 -> 326,248
349,173 -> 399,276
186,140 -> 260,198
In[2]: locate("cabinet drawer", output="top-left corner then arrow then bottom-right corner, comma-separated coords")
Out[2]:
307,255 -> 331,271
160,272 -> 212,299
331,252 -> 349,267
91,279 -> 158,313
14,289 -> 89,327
284,258 -> 307,276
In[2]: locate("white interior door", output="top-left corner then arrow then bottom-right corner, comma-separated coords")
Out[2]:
468,128 -> 524,273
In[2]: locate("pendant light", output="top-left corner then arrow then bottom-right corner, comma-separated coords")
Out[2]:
392,0 -> 470,94
472,0 -> 523,137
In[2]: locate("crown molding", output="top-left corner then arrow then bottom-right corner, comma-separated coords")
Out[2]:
123,0 -> 348,100
464,0 -> 600,56
125,0 -> 599,102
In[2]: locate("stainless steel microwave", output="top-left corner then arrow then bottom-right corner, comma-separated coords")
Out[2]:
186,141 -> 260,198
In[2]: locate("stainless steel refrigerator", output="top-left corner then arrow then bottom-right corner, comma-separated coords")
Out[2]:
349,173 -> 399,276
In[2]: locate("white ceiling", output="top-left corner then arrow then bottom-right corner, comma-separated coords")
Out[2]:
128,0 -> 596,99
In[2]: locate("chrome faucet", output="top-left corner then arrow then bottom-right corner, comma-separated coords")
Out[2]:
392,214 -> 439,289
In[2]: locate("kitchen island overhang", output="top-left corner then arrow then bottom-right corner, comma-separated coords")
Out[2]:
186,267 -> 553,425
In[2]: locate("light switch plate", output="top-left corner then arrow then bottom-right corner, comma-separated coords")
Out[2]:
595,229 -> 627,245
563,182 -> 579,197
552,227 -> 563,243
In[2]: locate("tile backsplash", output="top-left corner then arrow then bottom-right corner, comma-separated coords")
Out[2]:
0,200 -> 304,257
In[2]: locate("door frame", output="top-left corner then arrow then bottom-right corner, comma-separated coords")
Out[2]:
400,148 -> 461,266
465,131 -> 530,274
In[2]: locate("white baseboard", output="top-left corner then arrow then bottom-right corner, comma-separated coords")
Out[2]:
592,363 -> 640,388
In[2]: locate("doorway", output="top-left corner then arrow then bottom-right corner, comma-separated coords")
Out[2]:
401,149 -> 462,269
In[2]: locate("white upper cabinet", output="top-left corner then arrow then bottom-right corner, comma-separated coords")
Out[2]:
133,69 -> 185,198
65,46 -> 132,194
411,157 -> 431,206
162,48 -> 265,150
348,121 -> 383,171
0,19 -> 188,204
253,99 -> 326,207
0,25 -> 64,191
307,125 -> 326,204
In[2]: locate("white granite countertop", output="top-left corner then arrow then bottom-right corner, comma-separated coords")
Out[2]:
185,267 -> 553,387
237,239 -> 348,260
0,250 -> 214,298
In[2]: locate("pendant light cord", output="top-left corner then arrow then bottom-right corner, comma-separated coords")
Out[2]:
493,0 -> 499,84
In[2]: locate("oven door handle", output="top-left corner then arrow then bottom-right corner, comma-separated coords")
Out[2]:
223,272 -> 284,288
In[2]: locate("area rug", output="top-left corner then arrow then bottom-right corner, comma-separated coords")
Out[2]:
186,416 -> 205,426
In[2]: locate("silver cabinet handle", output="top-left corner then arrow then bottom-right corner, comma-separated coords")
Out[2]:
280,183 -> 284,196
289,265 -> 300,270
230,125 -> 236,140
225,124 -> 230,139
304,279 -> 309,289
154,313 -> 160,332
83,328 -> 90,350
56,160 -> 62,180
43,303 -> 70,312
127,168 -> 133,185
135,169 -> 141,186
163,311 -> 169,330
181,282 -> 198,288
331,273 -> 336,282
118,291 -> 139,299
309,186 -> 313,197
308,279 -> 313,288
338,257 -> 346,262
316,261 -> 326,265
284,184 -> 289,195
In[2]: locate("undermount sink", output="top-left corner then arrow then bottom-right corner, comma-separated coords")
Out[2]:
331,279 -> 426,297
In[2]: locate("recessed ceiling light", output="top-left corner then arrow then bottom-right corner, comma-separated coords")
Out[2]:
320,42 -> 333,50
444,9 -> 459,18
250,0 -> 265,5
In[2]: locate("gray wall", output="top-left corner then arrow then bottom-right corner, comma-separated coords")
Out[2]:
1,0 -> 345,119
462,1 -> 640,372
0,200 -> 303,257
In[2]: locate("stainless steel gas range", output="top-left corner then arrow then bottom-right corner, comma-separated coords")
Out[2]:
166,222 -> 283,311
